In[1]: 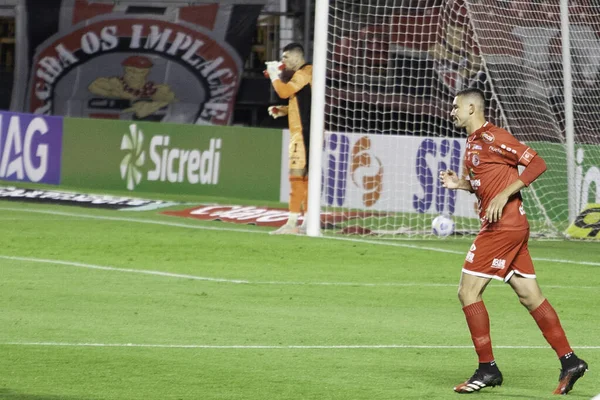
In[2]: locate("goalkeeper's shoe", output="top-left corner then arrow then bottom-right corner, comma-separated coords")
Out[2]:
553,358 -> 588,395
269,225 -> 299,235
453,368 -> 503,394
298,223 -> 307,235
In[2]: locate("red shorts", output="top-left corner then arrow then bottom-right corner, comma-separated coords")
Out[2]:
462,228 -> 535,282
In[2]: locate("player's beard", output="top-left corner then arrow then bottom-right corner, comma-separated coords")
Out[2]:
280,69 -> 295,83
453,116 -> 466,129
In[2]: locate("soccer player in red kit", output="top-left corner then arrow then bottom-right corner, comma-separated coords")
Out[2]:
440,88 -> 588,395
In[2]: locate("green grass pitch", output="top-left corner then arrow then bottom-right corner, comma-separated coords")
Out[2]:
0,198 -> 599,399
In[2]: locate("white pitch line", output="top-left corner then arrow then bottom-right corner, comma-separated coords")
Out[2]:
2,254 -> 599,289
0,217 -> 88,221
324,235 -> 465,255
0,254 -> 451,287
2,342 -> 600,350
1,206 -> 600,267
533,257 -> 600,266
324,235 -> 600,267
0,255 -> 249,284
0,206 -> 264,234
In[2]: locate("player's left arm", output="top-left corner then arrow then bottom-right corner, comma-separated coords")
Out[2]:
486,133 -> 547,222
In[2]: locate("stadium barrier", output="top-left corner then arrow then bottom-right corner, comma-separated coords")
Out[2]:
279,130 -> 600,229
279,130 -> 477,219
1,108 -> 598,228
0,110 -> 283,202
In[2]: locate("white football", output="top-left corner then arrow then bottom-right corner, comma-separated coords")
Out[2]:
432,215 -> 455,237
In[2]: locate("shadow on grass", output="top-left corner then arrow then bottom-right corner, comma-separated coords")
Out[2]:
0,389 -> 98,400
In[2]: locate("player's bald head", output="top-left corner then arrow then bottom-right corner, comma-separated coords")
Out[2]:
455,88 -> 485,113
451,88 -> 487,130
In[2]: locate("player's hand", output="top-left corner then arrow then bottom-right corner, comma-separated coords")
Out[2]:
268,106 -> 284,119
439,169 -> 460,189
264,61 -> 283,81
485,193 -> 509,223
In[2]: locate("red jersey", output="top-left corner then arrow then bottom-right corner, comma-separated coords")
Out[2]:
463,122 -> 537,231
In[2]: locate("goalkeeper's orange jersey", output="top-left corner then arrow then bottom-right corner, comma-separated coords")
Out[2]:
463,122 -> 538,232
272,64 -> 312,164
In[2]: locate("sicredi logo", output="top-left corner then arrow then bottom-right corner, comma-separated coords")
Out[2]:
0,112 -> 62,184
120,124 -> 221,190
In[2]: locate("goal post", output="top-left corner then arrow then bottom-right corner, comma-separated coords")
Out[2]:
305,0 -> 329,237
559,0 -> 577,223
306,0 -> 600,238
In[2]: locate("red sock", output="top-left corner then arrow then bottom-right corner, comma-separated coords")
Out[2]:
463,301 -> 495,363
530,299 -> 573,358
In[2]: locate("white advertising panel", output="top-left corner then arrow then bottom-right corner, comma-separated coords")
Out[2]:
280,131 -> 478,218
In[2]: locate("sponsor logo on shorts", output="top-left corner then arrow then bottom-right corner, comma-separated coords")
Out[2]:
465,252 -> 475,263
472,144 -> 482,150
472,154 -> 480,166
491,258 -> 506,269
470,244 -> 476,251
519,204 -> 526,215
470,179 -> 481,190
481,132 -> 495,144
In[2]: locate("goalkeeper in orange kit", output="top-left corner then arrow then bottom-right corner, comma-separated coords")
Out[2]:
265,43 -> 312,235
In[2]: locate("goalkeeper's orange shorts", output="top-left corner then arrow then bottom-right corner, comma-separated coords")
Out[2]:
462,228 -> 536,282
289,136 -> 307,171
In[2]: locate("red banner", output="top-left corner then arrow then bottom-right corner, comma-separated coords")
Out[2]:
14,0 -> 266,125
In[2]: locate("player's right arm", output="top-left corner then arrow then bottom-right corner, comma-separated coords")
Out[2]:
271,68 -> 310,99
439,169 -> 474,192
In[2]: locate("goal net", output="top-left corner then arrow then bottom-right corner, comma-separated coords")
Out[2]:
319,0 -> 600,238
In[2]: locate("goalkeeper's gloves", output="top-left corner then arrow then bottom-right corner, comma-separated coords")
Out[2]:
268,106 -> 285,119
264,61 -> 284,82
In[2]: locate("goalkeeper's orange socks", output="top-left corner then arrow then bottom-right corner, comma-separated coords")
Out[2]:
301,175 -> 308,212
289,176 -> 304,214
289,175 -> 309,229
463,301 -> 495,364
530,299 -> 573,359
